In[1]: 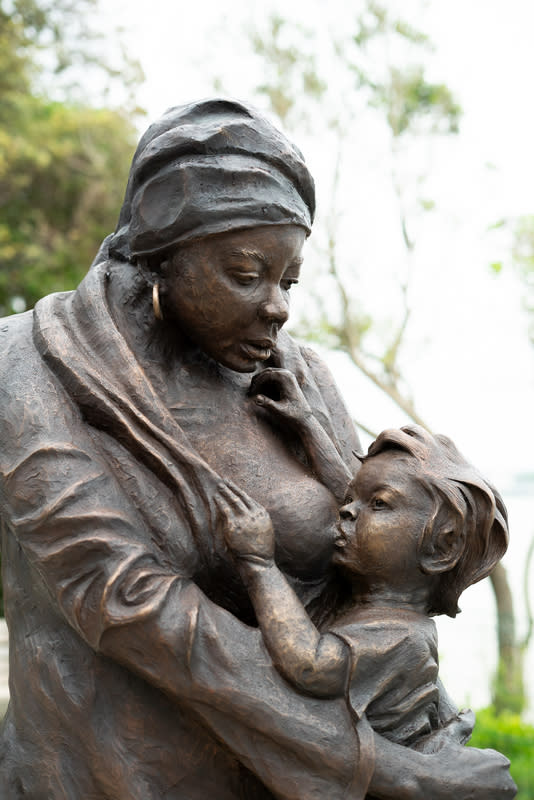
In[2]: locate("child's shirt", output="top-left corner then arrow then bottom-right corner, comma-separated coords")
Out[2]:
332,605 -> 440,746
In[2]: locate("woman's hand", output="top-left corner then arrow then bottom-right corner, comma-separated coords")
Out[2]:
372,730 -> 517,800
412,709 -> 475,754
215,481 -> 275,563
249,368 -> 312,430
422,739 -> 516,799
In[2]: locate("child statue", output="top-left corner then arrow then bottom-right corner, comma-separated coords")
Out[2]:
216,368 -> 508,764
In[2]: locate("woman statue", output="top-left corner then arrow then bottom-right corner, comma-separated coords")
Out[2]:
0,99 -> 515,798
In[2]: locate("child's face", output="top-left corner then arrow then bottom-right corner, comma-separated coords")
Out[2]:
333,450 -> 432,584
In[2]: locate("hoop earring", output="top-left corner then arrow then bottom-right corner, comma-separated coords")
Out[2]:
152,283 -> 164,321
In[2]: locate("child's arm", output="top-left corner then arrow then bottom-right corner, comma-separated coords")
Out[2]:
249,368 -> 353,502
216,482 -> 351,697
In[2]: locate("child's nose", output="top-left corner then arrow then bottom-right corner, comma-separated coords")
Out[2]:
340,501 -> 359,521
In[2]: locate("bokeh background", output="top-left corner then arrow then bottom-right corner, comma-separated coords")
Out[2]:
1,0 -> 533,792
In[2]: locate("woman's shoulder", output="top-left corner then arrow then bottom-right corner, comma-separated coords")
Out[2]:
0,307 -> 61,404
0,309 -> 35,370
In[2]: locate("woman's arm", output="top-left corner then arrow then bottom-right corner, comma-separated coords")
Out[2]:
3,434 -> 515,800
0,437 -> 365,799
370,732 -> 516,800
0,326 -> 515,800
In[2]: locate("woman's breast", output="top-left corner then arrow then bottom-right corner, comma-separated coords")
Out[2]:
172,391 -> 339,580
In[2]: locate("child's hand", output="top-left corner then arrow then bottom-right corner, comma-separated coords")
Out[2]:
215,481 -> 275,563
249,368 -> 312,429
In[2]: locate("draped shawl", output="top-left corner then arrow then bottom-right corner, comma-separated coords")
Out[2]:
0,261 -> 372,799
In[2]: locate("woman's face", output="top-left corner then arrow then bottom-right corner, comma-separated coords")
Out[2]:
163,225 -> 306,372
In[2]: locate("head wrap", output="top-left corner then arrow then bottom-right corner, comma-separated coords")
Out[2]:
109,98 -> 315,261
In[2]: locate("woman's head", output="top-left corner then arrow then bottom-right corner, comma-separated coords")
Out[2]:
159,223 -> 305,372
109,98 -> 315,264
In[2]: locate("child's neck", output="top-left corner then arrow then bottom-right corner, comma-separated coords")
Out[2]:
350,580 -> 430,615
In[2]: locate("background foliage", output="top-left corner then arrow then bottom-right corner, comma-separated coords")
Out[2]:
0,0 -> 140,314
470,707 -> 534,799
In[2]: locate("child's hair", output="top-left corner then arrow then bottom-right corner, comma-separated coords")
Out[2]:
367,425 -> 509,617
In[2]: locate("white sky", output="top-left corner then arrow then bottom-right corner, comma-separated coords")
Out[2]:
102,0 -> 534,473
100,0 -> 534,710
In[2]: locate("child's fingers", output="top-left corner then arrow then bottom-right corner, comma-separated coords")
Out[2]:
213,494 -> 231,517
220,480 -> 257,512
217,485 -> 243,511
217,482 -> 252,514
249,368 -> 295,399
248,368 -> 278,396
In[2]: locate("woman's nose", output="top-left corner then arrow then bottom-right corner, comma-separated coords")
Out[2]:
340,501 -> 359,521
258,287 -> 289,324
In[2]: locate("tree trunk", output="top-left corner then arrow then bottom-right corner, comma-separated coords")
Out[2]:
490,562 -> 525,713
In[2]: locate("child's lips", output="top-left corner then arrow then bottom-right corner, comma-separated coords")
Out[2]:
334,524 -> 348,548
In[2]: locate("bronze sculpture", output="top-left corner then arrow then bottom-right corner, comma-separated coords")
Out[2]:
0,99 -> 516,798
216,395 -> 509,750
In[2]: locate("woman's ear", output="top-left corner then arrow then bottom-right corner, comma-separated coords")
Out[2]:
418,508 -> 466,575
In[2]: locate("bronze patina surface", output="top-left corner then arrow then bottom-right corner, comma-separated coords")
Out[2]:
0,99 -> 516,799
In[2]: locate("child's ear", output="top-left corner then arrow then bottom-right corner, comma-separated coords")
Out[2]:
418,509 -> 465,575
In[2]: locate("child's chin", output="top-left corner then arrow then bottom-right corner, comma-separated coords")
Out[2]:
332,548 -> 351,568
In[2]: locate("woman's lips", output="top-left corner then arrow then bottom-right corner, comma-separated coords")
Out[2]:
240,340 -> 274,360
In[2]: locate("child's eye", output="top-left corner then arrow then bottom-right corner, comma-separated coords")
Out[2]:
371,498 -> 388,510
281,278 -> 298,291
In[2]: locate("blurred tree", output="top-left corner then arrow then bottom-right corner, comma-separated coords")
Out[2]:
249,3 -> 460,429
247,2 -> 524,714
490,214 -> 534,713
0,0 -> 142,315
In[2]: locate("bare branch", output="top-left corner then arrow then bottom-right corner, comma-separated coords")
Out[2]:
347,343 -> 431,429
353,418 -> 378,440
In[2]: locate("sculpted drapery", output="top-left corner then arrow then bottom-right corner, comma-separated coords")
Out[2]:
0,259 -> 371,799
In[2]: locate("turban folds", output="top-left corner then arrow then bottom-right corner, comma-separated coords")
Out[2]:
110,98 -> 315,261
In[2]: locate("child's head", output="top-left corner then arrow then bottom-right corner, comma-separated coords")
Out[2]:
335,425 -> 508,617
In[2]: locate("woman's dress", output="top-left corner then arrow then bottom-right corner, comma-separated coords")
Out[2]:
0,261 -> 373,799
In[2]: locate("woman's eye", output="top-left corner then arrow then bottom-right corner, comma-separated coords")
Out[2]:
232,272 -> 259,285
371,498 -> 388,510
